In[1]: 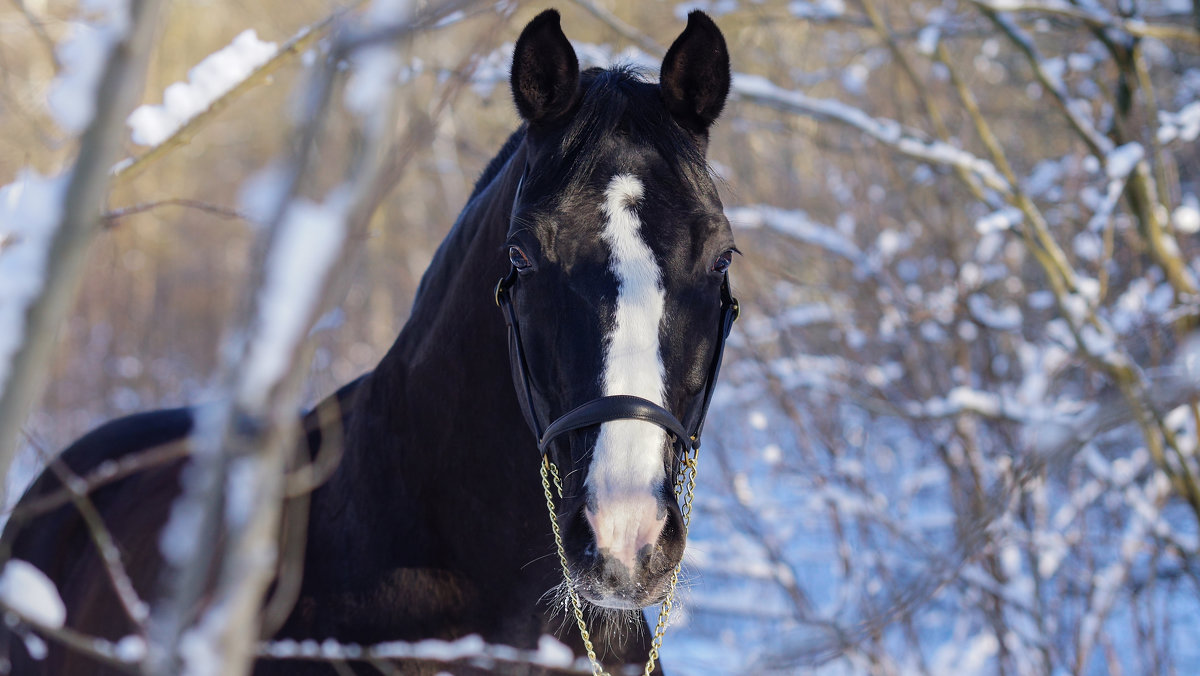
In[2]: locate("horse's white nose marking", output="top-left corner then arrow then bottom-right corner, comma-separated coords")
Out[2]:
587,173 -> 667,570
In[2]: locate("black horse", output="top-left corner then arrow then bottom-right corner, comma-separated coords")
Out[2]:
1,9 -> 735,675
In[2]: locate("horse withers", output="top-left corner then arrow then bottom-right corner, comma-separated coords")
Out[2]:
1,9 -> 736,674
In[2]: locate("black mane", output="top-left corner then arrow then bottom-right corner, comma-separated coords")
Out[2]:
469,127 -> 526,201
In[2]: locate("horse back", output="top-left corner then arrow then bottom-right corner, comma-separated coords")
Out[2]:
1,407 -> 194,675
0,376 -> 363,675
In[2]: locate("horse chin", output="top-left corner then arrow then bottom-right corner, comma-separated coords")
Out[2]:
574,572 -> 673,611
582,593 -> 647,611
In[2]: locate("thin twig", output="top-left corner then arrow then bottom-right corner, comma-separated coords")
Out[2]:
41,458 -> 148,629
566,0 -> 665,56
5,440 -> 189,523
103,199 -> 255,226
0,599 -> 139,673
6,0 -> 59,73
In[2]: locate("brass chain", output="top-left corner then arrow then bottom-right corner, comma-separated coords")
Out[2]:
540,445 -> 699,676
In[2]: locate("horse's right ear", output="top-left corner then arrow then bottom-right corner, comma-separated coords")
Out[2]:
510,10 -> 580,126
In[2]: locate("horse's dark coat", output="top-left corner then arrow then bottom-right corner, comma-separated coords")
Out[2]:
0,9 -> 733,675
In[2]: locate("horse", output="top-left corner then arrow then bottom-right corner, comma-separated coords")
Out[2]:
0,9 -> 736,674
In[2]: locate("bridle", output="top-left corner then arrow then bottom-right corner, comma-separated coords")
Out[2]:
492,205 -> 739,676
493,266 -> 739,465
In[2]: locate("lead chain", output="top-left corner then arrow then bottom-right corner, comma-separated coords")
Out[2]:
540,445 -> 699,676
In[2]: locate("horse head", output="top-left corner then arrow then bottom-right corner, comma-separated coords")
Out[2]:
499,9 -> 735,611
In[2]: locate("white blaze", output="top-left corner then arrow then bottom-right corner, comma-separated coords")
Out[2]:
588,174 -> 667,540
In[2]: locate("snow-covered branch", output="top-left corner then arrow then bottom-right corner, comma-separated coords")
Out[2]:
144,2 -> 482,674
0,0 -> 164,503
971,0 -> 1200,46
257,634 -> 591,673
110,1 -> 368,185
731,73 -> 1014,197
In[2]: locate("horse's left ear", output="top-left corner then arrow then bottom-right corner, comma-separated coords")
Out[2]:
660,11 -> 731,134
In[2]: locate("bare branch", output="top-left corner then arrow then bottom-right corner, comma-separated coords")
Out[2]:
0,599 -> 140,673
5,441 -> 189,523
41,457 -> 147,628
103,199 -> 255,226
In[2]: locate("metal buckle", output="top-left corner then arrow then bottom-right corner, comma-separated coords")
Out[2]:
495,266 -> 518,307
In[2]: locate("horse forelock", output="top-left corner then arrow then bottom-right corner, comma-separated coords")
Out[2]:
521,66 -> 714,203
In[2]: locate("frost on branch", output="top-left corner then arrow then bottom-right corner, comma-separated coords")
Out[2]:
127,30 -> 278,146
0,560 -> 67,629
48,0 -> 132,133
237,190 -> 350,409
0,173 -> 67,399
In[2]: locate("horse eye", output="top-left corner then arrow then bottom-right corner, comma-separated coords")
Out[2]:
712,250 -> 733,274
509,246 -> 533,271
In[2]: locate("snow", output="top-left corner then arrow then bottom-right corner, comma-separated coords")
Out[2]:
1176,333 -> 1200,383
179,599 -> 226,676
0,560 -> 66,629
726,205 -> 861,262
1073,231 -> 1102,260
1105,142 -> 1144,180
730,73 -> 1012,194
22,633 -> 47,660
787,0 -> 846,19
975,207 -> 1022,235
343,47 -> 402,116
677,0 -> 739,19
158,470 -> 206,565
48,0 -> 130,133
0,171 -> 68,399
916,25 -> 940,56
127,30 -> 277,146
115,635 -> 147,662
1156,99 -> 1200,145
237,162 -> 290,226
237,189 -> 350,407
344,0 -> 411,116
1172,194 -> 1199,234
967,294 -> 1022,331
260,634 -> 579,669
224,457 -> 257,528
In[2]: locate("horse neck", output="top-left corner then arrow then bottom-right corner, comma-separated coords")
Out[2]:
323,144 -> 538,535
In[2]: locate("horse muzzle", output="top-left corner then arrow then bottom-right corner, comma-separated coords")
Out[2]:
561,482 -> 686,609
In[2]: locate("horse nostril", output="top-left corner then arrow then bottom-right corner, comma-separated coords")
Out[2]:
583,494 -> 668,575
645,486 -> 686,572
